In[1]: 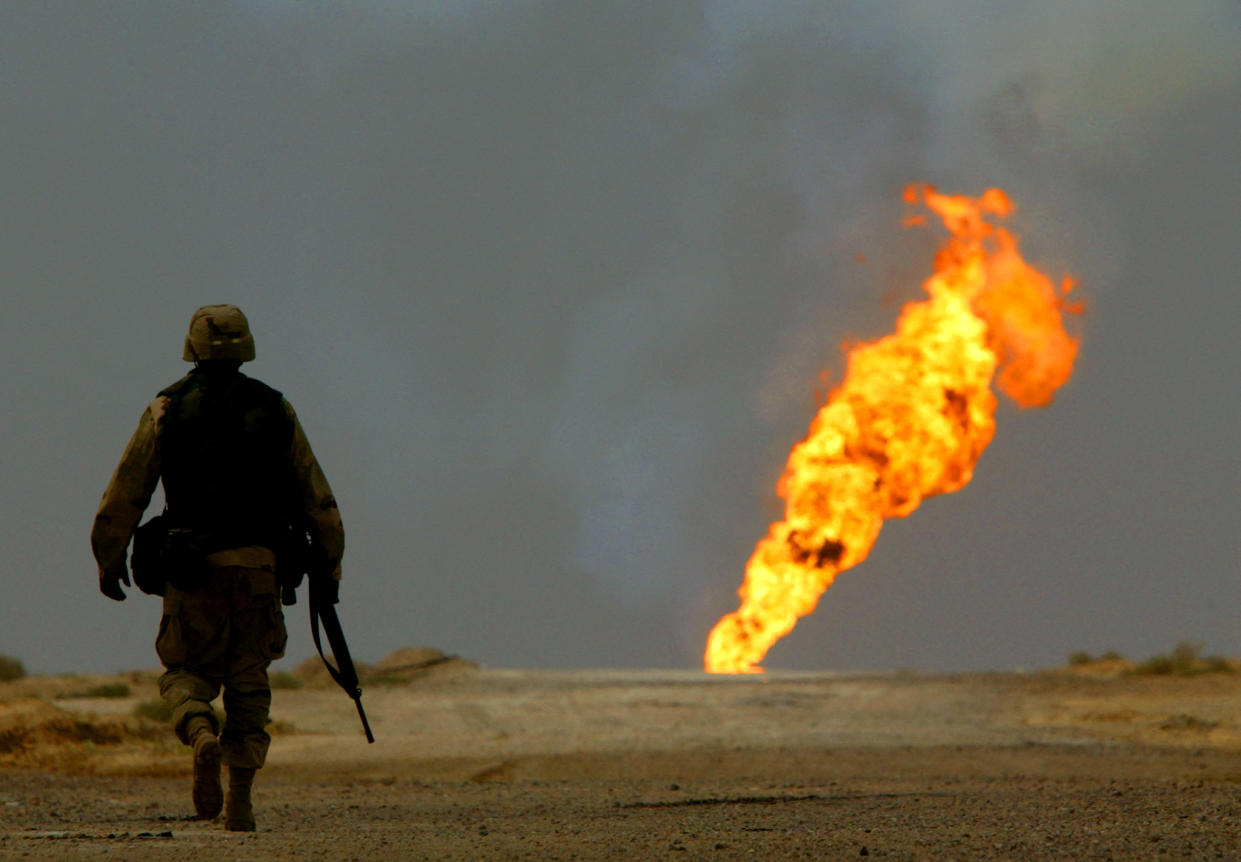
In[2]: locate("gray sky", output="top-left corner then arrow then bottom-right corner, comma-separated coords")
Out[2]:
2,1 -> 1238,675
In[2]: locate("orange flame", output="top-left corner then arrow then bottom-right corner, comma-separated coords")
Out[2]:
704,185 -> 1080,674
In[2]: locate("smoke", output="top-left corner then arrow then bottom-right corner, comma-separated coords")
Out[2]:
887,1 -> 1241,160
3,1 -> 1239,671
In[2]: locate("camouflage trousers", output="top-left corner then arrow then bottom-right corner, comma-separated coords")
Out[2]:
156,562 -> 288,770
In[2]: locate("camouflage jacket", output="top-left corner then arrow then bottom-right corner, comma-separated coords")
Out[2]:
91,391 -> 344,584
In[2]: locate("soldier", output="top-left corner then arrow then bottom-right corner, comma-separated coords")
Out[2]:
91,304 -> 344,831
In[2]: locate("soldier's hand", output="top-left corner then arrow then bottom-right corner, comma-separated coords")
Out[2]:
100,569 -> 131,602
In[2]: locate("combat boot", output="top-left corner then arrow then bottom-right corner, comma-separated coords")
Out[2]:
225,766 -> 257,831
186,716 -> 222,820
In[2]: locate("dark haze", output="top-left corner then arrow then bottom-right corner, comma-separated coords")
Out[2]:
2,2 -> 1239,673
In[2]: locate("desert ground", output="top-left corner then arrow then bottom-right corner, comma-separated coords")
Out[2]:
2,650 -> 1241,860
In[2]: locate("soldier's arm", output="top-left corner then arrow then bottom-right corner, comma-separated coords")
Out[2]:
286,400 -> 345,581
91,399 -> 165,582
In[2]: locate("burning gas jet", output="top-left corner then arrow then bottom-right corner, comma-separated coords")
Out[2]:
705,185 -> 1081,674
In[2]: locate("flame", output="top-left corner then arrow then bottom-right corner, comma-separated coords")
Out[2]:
704,185 -> 1080,674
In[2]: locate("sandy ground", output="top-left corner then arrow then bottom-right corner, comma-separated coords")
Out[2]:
2,662 -> 1241,860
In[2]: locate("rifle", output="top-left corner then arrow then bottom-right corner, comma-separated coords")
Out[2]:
278,518 -> 373,742
309,573 -> 375,744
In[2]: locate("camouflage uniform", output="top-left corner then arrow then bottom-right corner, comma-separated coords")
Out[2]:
92,386 -> 343,769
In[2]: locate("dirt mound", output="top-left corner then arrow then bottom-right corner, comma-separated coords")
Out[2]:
288,655 -> 369,687
371,646 -> 476,681
0,698 -> 168,773
1056,658 -> 1135,678
289,646 -> 475,688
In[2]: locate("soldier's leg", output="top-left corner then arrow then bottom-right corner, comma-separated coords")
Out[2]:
220,647 -> 274,831
156,581 -> 230,742
219,675 -> 272,769
159,668 -> 226,819
217,568 -> 285,770
219,565 -> 287,831
156,579 -> 230,819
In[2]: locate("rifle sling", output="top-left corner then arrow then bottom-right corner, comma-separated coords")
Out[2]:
309,597 -> 375,743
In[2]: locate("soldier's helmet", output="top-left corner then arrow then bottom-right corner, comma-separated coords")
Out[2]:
182,304 -> 256,362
